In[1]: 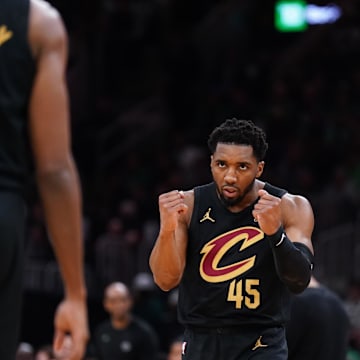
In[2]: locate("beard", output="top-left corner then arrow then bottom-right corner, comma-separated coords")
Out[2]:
218,178 -> 256,208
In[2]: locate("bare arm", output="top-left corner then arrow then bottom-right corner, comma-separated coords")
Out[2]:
282,194 -> 314,253
149,190 -> 192,291
253,189 -> 314,293
28,0 -> 88,357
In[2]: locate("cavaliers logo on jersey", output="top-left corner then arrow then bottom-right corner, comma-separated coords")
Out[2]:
200,226 -> 264,283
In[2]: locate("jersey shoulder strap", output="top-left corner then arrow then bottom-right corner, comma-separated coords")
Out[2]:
264,182 -> 287,198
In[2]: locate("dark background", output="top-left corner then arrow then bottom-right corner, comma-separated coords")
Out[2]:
20,0 -> 360,357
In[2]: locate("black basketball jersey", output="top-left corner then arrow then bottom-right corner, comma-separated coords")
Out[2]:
0,0 -> 35,194
178,182 -> 291,328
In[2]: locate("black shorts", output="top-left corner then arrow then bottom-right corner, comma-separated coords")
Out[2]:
0,192 -> 26,360
182,325 -> 288,360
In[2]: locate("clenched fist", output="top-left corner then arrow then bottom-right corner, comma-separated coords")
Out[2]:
252,189 -> 282,236
159,190 -> 188,232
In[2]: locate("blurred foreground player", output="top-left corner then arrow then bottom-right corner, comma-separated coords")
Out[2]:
286,275 -> 350,360
150,118 -> 315,359
0,0 -> 88,359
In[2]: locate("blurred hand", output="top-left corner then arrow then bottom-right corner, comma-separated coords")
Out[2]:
53,334 -> 72,359
53,297 -> 89,360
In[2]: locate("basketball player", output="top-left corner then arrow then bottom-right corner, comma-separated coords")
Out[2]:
150,118 -> 315,359
0,0 -> 88,359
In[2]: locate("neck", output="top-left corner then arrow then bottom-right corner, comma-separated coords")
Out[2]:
220,180 -> 264,213
111,314 -> 131,329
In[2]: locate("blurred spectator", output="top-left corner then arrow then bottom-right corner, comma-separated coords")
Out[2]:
92,282 -> 159,360
95,217 -> 134,287
136,219 -> 159,274
116,199 -> 141,230
16,342 -> 34,360
312,166 -> 359,230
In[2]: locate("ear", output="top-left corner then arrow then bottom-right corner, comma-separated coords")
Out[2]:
210,155 -> 214,168
256,161 -> 265,178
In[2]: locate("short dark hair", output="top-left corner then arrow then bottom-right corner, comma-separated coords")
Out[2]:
207,118 -> 268,161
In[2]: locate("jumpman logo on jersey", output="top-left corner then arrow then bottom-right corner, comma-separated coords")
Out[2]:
200,208 -> 215,223
0,25 -> 13,46
252,336 -> 268,351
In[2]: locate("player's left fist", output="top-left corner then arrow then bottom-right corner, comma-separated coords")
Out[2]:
252,189 -> 282,236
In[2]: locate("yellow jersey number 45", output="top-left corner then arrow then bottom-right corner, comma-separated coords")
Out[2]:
227,278 -> 260,309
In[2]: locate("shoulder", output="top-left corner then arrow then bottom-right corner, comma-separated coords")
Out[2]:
261,181 -> 313,214
263,181 -> 287,198
180,183 -> 214,218
29,0 -> 67,58
131,317 -> 158,344
132,316 -> 156,334
281,193 -> 313,213
280,192 -> 315,230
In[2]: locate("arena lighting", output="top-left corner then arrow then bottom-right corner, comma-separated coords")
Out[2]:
306,4 -> 342,25
275,0 -> 342,32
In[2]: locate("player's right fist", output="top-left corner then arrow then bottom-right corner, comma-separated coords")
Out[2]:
159,190 -> 188,232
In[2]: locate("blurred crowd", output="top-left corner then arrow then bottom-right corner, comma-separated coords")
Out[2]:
18,0 -> 360,358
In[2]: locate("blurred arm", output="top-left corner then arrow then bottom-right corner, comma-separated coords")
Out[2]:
29,0 -> 85,301
28,2 -> 88,359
